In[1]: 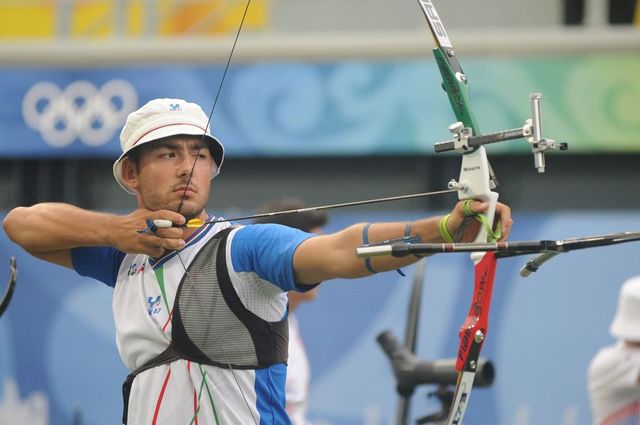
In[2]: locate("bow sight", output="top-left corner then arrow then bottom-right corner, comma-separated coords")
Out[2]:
434,93 -> 568,174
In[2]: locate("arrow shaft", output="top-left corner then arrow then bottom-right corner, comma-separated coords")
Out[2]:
193,188 -> 457,226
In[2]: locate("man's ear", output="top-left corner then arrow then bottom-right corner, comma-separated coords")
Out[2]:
120,158 -> 139,192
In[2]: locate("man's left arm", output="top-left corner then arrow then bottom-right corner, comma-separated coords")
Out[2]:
293,200 -> 512,285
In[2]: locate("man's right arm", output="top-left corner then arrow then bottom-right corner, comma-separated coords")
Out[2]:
2,203 -> 186,268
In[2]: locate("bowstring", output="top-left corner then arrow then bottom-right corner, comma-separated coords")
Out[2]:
177,0 -> 252,214
172,0 -> 259,423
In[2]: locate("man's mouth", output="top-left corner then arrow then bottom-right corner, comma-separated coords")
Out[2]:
175,186 -> 196,195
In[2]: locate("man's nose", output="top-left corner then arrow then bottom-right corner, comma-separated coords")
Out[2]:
177,154 -> 197,176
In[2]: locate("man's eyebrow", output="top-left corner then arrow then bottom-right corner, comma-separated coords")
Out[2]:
187,137 -> 207,147
152,141 -> 179,151
187,140 -> 209,152
150,138 -> 207,152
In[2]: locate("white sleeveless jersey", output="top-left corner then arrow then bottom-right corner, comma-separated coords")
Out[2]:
72,221 -> 315,425
285,314 -> 313,425
588,341 -> 640,425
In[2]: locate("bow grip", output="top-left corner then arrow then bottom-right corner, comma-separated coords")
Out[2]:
455,146 -> 499,246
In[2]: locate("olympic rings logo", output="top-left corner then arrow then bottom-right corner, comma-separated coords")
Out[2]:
22,79 -> 138,148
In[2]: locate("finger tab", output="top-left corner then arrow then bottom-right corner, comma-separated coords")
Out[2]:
153,219 -> 173,228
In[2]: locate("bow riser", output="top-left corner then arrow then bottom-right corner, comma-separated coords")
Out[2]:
458,148 -> 499,247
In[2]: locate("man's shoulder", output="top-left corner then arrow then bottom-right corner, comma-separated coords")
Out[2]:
589,342 -> 640,378
72,246 -> 127,287
591,344 -> 623,367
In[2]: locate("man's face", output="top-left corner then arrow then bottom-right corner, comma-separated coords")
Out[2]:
124,135 -> 215,219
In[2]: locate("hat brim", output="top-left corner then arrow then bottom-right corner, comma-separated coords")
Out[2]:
611,315 -> 640,341
113,123 -> 224,195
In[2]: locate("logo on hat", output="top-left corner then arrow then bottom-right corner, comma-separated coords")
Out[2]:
169,103 -> 182,112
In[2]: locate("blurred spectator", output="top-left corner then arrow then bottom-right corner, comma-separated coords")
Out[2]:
253,197 -> 328,425
588,276 -> 640,425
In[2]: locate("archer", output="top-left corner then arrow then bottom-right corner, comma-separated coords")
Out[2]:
2,98 -> 512,424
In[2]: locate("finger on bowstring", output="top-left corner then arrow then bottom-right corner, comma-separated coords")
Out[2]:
136,219 -> 175,235
151,210 -> 186,228
154,226 -> 184,239
144,234 -> 185,252
138,215 -> 186,235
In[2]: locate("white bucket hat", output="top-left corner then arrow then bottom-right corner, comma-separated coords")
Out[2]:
112,98 -> 224,194
610,276 -> 640,341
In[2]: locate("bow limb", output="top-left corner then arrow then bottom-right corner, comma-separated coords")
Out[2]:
0,257 -> 17,318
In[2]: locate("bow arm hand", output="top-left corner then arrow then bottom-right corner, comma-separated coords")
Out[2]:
444,200 -> 513,244
2,203 -> 187,267
292,200 -> 512,285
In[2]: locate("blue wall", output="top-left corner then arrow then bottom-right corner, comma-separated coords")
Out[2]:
1,210 -> 639,424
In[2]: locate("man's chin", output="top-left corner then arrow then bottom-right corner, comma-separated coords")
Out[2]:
175,204 -> 205,221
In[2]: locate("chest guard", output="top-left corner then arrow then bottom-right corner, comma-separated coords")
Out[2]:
171,226 -> 289,368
